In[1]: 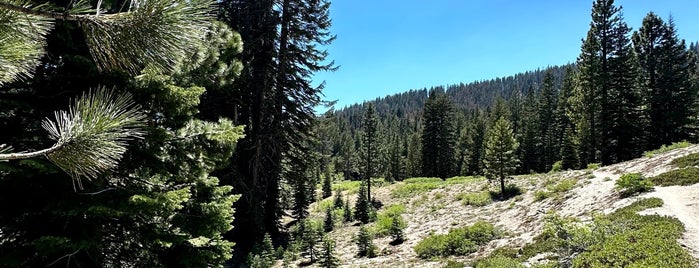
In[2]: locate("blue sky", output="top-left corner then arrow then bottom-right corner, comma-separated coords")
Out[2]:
312,0 -> 699,110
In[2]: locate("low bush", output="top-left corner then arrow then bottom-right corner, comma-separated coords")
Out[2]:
550,161 -> 563,172
455,191 -> 492,207
372,204 -> 406,237
644,141 -> 691,158
650,167 -> 699,186
548,179 -> 577,193
414,221 -> 498,258
671,152 -> 699,168
615,173 -> 653,197
586,163 -> 600,170
473,255 -> 524,268
534,190 -> 551,201
442,260 -> 464,268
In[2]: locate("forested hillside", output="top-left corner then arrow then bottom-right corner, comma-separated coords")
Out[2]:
1,0 -> 699,267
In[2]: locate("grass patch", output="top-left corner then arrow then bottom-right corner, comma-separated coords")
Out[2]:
644,141 -> 691,158
455,191 -> 493,207
414,221 -> 498,258
586,163 -> 601,170
649,167 -> 699,186
671,152 -> 699,168
534,179 -> 577,202
445,176 -> 485,185
332,180 -> 361,194
391,178 -> 442,198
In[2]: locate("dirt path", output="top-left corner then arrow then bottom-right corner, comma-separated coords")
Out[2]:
641,185 -> 699,259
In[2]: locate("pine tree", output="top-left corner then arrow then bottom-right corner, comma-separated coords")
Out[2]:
322,172 -> 333,199
389,214 -> 406,244
484,118 -> 519,198
343,198 -> 354,223
633,13 -> 698,148
319,237 -> 340,268
356,225 -> 377,257
354,181 -> 371,224
421,89 -> 457,179
517,87 -> 539,173
537,70 -> 559,171
333,190 -> 344,209
323,207 -> 335,232
362,103 -> 379,202
219,0 -> 337,253
560,126 -> 580,170
406,132 -> 423,177
574,0 -> 645,165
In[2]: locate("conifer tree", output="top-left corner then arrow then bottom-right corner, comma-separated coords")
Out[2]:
484,118 -> 519,197
343,198 -> 354,223
324,207 -> 335,232
322,172 -> 333,199
633,13 -> 698,148
320,237 -> 340,268
362,103 -> 378,201
356,225 -> 377,257
354,181 -> 371,223
389,214 -> 406,244
537,71 -> 559,171
421,89 -> 457,178
333,190 -> 344,208
560,126 -> 579,170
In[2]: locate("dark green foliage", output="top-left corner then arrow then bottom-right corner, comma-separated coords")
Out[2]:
322,173 -> 333,199
633,13 -> 698,149
218,0 -> 336,255
333,190 -> 344,209
354,181 -> 372,223
671,152 -> 699,168
323,207 -> 335,232
650,167 -> 699,186
615,173 -> 654,196
343,198 -> 353,223
389,213 -> 406,244
356,225 -> 377,258
559,126 -> 579,170
362,103 -> 379,201
414,221 -> 498,258
319,238 -> 340,268
443,260 -> 465,268
484,118 -> 519,197
421,89 -> 457,179
294,219 -> 323,262
248,233 -> 275,268
537,71 -> 559,171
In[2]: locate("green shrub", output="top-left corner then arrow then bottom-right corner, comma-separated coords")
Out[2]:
671,152 -> 699,168
444,176 -> 485,185
442,260 -> 464,268
644,141 -> 691,158
332,180 -> 361,194
650,167 -> 699,186
473,255 -> 524,268
490,184 -> 523,199
615,173 -> 653,197
455,191 -> 493,206
372,204 -> 406,237
414,221 -> 497,258
550,161 -> 563,172
356,225 -> 377,258
404,177 -> 443,184
534,190 -> 551,201
548,179 -> 577,193
586,163 -> 600,170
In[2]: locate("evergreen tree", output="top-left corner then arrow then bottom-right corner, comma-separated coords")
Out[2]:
484,118 -> 519,197
218,0 -> 336,253
333,189 -> 344,208
421,89 -> 457,178
406,132 -> 423,177
517,87 -> 539,173
343,198 -> 354,223
389,214 -> 406,244
633,13 -> 698,148
319,237 -> 340,268
323,207 -> 335,232
362,103 -> 379,201
354,181 -> 371,224
560,126 -> 580,170
537,70 -> 559,171
356,225 -> 377,257
574,0 -> 644,165
322,172 -> 333,199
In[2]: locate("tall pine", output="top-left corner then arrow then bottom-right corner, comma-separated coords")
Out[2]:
421,89 -> 457,179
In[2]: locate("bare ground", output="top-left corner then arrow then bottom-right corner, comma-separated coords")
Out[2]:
292,144 -> 699,267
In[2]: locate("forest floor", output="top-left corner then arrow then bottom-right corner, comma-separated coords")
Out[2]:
293,145 -> 699,267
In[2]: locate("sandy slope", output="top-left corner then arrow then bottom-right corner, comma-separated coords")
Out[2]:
304,144 -> 699,267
